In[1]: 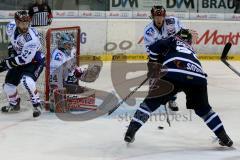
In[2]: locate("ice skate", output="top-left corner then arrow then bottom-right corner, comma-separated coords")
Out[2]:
1,98 -> 21,113
32,103 -> 42,118
124,125 -> 138,143
218,131 -> 233,147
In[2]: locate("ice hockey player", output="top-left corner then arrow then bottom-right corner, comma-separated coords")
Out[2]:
50,32 -> 79,86
50,32 -> 101,88
49,32 -> 101,111
144,5 -> 183,111
124,28 -> 233,147
0,11 -> 45,118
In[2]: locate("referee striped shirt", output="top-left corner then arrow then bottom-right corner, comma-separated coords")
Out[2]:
31,12 -> 49,26
28,3 -> 52,27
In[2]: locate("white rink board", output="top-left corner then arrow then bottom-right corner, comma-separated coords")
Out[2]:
51,19 -> 240,55
1,19 -> 240,56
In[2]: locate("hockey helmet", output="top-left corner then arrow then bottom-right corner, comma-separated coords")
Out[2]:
151,6 -> 166,17
58,33 -> 74,52
176,28 -> 192,44
14,10 -> 31,22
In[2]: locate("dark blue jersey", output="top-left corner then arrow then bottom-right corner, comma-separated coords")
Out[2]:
148,36 -> 207,85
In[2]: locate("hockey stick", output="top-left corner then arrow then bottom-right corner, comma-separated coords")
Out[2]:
108,76 -> 149,115
164,105 -> 171,127
221,42 -> 240,77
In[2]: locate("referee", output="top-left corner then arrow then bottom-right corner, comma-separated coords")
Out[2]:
28,0 -> 53,27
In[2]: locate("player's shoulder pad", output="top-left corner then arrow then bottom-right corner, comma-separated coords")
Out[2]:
30,27 -> 40,37
6,21 -> 16,36
53,49 -> 64,61
144,21 -> 154,31
28,28 -> 42,45
24,33 -> 33,42
144,22 -> 155,37
165,16 -> 178,25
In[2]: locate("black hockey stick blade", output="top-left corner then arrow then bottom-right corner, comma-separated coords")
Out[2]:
220,42 -> 232,60
220,42 -> 240,77
222,60 -> 240,77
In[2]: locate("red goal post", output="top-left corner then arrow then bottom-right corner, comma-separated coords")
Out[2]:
39,26 -> 81,109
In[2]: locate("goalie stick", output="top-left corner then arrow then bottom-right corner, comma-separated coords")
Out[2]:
221,42 -> 240,77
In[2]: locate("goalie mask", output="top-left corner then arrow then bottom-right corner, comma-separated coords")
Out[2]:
58,33 -> 74,55
176,29 -> 193,44
14,10 -> 31,33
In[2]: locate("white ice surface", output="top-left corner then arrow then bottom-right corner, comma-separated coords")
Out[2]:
0,61 -> 240,160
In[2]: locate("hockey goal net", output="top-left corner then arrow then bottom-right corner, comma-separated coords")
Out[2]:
38,26 -> 96,112
40,26 -> 80,107
37,26 -> 94,110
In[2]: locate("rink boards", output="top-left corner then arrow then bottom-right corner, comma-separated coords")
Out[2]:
1,19 -> 240,61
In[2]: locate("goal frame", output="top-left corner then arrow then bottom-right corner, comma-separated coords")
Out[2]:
44,26 -> 81,108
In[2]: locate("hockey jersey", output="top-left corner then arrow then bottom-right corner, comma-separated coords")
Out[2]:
148,36 -> 207,85
50,48 -> 80,86
6,21 -> 44,65
50,48 -> 76,74
144,16 -> 183,55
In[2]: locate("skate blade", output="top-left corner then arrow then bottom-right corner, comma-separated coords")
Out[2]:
1,108 -> 28,114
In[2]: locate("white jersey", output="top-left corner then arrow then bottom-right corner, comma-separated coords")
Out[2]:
6,21 -> 43,65
50,48 -> 78,87
50,48 -> 76,74
144,16 -> 183,54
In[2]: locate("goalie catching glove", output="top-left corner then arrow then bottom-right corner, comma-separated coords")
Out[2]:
74,64 -> 102,82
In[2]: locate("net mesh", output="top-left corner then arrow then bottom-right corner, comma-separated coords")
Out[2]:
38,26 -> 80,107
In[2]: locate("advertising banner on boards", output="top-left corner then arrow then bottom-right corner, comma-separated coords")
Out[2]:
0,19 -> 240,61
110,0 -> 236,13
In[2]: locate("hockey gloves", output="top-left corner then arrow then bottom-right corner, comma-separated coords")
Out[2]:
0,59 -> 8,73
147,61 -> 162,79
0,57 -> 19,72
77,64 -> 102,82
8,44 -> 17,57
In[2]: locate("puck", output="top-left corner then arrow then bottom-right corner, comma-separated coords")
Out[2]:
158,126 -> 164,129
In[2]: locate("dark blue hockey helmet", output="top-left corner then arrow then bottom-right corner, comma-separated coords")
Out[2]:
176,28 -> 192,44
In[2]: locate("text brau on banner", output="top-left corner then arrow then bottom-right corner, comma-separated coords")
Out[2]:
166,0 -> 234,9
202,0 -> 235,9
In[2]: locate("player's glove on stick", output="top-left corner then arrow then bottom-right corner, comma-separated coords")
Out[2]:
0,57 -> 20,73
0,59 -> 8,73
147,61 -> 161,79
8,44 -> 17,57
